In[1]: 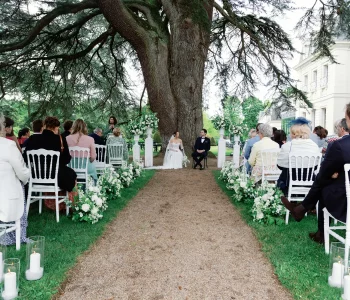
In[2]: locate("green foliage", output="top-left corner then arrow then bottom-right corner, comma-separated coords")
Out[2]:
153,131 -> 162,143
241,96 -> 265,140
203,112 -> 219,138
210,136 -> 217,146
214,170 -> 342,300
5,170 -> 155,300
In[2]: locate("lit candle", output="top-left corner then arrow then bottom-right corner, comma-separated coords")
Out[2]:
30,251 -> 41,273
4,270 -> 17,297
344,275 -> 350,299
331,262 -> 344,287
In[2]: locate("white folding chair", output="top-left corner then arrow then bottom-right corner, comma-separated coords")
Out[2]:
107,144 -> 125,169
26,149 -> 69,223
0,221 -> 21,251
285,152 -> 322,224
68,146 -> 90,186
95,145 -> 109,175
323,164 -> 350,261
261,148 -> 282,182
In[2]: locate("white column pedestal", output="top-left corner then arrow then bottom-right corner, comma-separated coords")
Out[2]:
217,128 -> 226,168
233,135 -> 240,169
145,127 -> 153,167
133,135 -> 141,163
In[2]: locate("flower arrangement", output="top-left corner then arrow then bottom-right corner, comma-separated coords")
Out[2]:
71,184 -> 108,224
128,119 -> 144,136
230,124 -> 247,136
211,115 -> 230,131
118,164 -> 135,187
183,153 -> 190,167
131,162 -> 143,178
97,167 -> 122,202
251,182 -> 285,225
142,113 -> 159,130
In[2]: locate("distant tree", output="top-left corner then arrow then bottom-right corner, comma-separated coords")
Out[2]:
241,96 -> 264,140
203,112 -> 219,139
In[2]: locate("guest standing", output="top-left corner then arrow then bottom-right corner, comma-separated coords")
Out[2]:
23,117 -> 77,192
0,115 -> 30,245
66,119 -> 98,181
105,116 -> 118,136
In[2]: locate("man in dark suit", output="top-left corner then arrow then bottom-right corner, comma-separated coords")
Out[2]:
192,129 -> 211,170
281,104 -> 350,244
89,128 -> 105,145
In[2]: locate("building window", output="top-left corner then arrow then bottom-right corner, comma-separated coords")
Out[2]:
310,70 -> 317,92
313,70 -> 317,84
322,108 -> 327,128
321,65 -> 328,88
303,75 -> 308,91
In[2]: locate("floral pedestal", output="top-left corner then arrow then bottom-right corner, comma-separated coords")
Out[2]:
132,135 -> 141,163
145,127 -> 153,167
217,128 -> 226,168
233,135 -> 240,169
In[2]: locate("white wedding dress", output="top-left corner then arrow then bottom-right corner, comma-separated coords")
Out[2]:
163,142 -> 183,169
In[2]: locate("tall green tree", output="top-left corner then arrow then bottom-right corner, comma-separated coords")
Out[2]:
241,96 -> 264,139
0,0 -> 346,150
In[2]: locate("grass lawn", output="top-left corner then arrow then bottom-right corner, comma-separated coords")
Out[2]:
5,170 -> 155,300
209,146 -> 233,157
214,170 -> 341,300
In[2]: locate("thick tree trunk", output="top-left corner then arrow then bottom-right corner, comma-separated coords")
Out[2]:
98,0 -> 212,154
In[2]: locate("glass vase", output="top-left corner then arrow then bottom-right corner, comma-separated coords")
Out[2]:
328,242 -> 345,288
25,236 -> 45,281
1,258 -> 20,300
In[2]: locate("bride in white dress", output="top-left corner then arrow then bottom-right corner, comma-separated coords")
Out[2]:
163,131 -> 184,169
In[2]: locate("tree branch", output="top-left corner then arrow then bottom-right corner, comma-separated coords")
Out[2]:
0,0 -> 99,53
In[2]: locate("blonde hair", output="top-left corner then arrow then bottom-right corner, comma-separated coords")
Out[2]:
71,119 -> 88,144
113,127 -> 121,137
290,124 -> 310,139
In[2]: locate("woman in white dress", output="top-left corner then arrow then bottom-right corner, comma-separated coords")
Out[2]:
163,131 -> 184,169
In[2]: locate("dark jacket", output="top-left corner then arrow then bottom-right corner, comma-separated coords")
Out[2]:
89,133 -> 105,145
23,130 -> 76,192
305,135 -> 350,222
194,137 -> 211,153
61,131 -> 71,139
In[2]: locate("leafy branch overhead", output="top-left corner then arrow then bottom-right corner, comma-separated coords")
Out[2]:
0,0 -> 346,112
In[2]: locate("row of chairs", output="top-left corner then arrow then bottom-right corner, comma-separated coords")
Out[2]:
5,144 -> 126,250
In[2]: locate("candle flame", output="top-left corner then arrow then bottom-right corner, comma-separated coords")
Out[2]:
33,251 -> 36,254
7,269 -> 10,273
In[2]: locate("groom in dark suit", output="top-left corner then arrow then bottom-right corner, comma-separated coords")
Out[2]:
192,129 -> 211,170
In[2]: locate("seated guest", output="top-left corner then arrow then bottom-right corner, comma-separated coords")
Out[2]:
66,119 -> 98,181
17,127 -> 30,148
0,115 -> 30,246
248,123 -> 279,182
276,122 -> 319,195
61,120 -> 73,138
273,130 -> 287,148
23,117 -> 77,192
281,103 -> 350,244
241,129 -> 257,166
192,129 -> 211,170
271,127 -> 278,139
4,117 -> 21,152
106,128 -> 129,161
323,118 -> 349,154
89,128 -> 105,145
105,116 -> 118,137
244,123 -> 262,173
22,119 -> 43,148
313,125 -> 327,148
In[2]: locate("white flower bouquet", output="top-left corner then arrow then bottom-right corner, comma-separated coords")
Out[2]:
142,113 -> 159,130
230,124 -> 247,136
131,162 -> 143,178
182,154 -> 190,167
128,119 -> 144,136
97,167 -> 123,202
211,115 -> 230,131
70,184 -> 108,224
251,181 -> 285,225
118,164 -> 135,187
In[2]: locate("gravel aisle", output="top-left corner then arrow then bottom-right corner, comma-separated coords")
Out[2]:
59,161 -> 292,300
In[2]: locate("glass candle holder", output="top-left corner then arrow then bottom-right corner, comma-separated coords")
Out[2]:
343,267 -> 350,300
25,236 -> 44,281
1,258 -> 20,300
0,229 -> 6,282
328,242 -> 345,288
